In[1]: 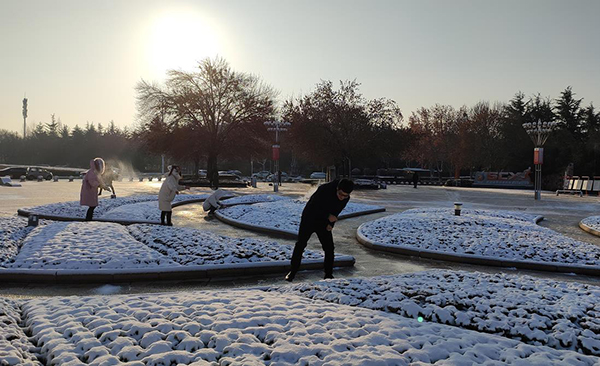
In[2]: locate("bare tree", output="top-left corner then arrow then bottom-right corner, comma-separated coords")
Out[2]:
136,57 -> 277,187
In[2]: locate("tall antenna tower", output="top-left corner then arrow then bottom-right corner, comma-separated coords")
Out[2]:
22,95 -> 28,138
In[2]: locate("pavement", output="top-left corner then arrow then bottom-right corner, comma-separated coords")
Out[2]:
1,179 -> 599,298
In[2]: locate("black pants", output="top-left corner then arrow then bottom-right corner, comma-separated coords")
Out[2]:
290,218 -> 334,276
161,211 -> 172,225
85,206 -> 96,221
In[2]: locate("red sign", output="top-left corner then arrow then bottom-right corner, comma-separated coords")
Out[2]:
272,145 -> 280,160
534,148 -> 543,165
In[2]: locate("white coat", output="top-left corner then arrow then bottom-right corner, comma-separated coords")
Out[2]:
203,189 -> 228,212
158,172 -> 185,211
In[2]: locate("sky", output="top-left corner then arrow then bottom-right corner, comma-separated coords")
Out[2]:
1,0 -> 599,135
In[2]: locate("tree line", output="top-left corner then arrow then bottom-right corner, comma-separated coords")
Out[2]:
1,57 -> 599,189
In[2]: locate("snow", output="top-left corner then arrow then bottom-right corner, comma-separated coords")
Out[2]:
24,193 -> 211,220
1,272 -> 598,365
358,208 -> 600,266
128,224 -> 326,266
0,216 -> 35,267
217,198 -> 385,235
274,269 -> 600,356
0,220 -> 333,270
218,194 -> 289,207
581,216 -> 600,233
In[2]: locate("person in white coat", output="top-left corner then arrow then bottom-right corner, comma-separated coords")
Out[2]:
158,165 -> 189,225
202,188 -> 228,215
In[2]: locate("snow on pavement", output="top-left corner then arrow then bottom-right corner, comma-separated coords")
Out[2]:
359,208 -> 600,266
274,269 -> 600,356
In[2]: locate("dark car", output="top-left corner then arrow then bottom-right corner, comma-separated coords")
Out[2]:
0,167 -> 28,179
26,167 -> 53,180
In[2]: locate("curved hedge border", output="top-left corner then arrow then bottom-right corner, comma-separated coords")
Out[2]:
356,218 -> 600,277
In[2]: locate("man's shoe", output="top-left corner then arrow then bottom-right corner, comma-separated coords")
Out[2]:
324,274 -> 334,279
285,272 -> 295,282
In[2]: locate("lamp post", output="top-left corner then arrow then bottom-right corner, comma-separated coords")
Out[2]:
522,119 -> 558,200
264,120 -> 290,192
22,97 -> 28,138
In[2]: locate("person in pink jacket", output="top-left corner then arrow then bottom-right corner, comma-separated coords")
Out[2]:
80,158 -> 107,221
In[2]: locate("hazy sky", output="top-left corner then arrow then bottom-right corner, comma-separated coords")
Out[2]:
1,0 -> 599,135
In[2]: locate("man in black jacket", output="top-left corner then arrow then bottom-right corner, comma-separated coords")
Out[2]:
286,178 -> 354,281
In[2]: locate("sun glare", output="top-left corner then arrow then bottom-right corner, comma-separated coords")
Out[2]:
146,9 -> 219,79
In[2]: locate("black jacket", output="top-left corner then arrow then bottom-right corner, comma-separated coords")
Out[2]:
302,180 -> 350,227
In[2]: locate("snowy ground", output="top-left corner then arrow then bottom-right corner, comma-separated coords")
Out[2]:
358,208 -> 600,266
216,198 -> 385,235
581,216 -> 600,234
218,194 -> 289,207
0,219 -> 334,271
23,193 -> 212,221
275,270 -> 600,356
1,270 -> 599,365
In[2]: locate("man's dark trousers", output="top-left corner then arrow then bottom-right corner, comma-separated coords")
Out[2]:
290,216 -> 334,277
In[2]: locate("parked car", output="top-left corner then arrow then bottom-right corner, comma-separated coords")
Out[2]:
310,172 -> 326,179
0,167 -> 28,179
251,171 -> 271,181
266,172 -> 291,182
198,169 -> 207,178
26,167 -> 53,180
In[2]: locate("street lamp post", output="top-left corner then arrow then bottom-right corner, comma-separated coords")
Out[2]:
264,120 -> 290,192
522,119 -> 558,200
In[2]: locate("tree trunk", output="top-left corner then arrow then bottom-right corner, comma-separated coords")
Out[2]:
207,154 -> 219,189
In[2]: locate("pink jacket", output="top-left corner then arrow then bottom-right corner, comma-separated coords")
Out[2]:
80,159 -> 105,207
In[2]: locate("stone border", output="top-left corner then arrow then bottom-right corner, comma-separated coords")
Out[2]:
356,221 -> 600,277
0,256 -> 355,284
579,220 -> 600,237
215,207 -> 387,239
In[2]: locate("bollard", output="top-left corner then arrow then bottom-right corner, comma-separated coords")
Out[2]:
148,177 -> 153,182
20,175 -> 26,182
273,182 -> 279,192
69,176 -> 74,182
37,175 -> 43,182
53,176 -> 59,182
27,214 -> 39,227
158,176 -> 162,181
454,202 -> 463,216
139,177 -> 144,182
129,177 -> 134,182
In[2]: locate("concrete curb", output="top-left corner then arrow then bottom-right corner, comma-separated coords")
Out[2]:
0,256 -> 356,284
579,220 -> 600,237
356,223 -> 600,277
214,207 -> 387,239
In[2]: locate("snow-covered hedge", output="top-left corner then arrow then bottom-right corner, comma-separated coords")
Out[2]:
0,298 -> 41,366
0,216 -> 35,267
218,194 -> 289,207
9,222 -> 179,270
275,269 -> 600,356
581,216 -> 600,235
358,208 -> 600,266
24,193 -> 211,220
128,224 -> 325,266
0,220 -> 331,270
217,199 -> 385,235
12,285 -> 597,365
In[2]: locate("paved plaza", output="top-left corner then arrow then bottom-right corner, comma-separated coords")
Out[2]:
1,179 -> 599,297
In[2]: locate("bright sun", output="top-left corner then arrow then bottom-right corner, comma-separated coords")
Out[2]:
146,9 -> 219,79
